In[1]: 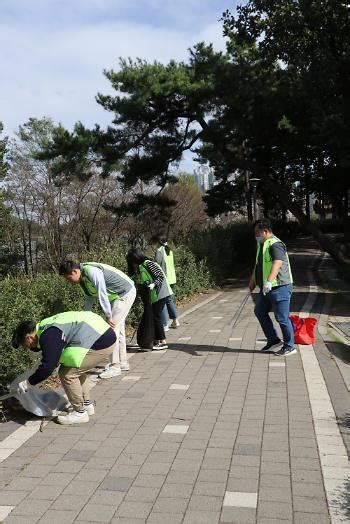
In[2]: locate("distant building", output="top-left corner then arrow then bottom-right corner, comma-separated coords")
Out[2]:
194,165 -> 216,193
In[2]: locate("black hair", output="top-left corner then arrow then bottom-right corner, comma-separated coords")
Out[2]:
58,259 -> 80,276
159,237 -> 171,256
12,320 -> 36,349
151,235 -> 171,255
126,248 -> 148,275
254,218 -> 273,232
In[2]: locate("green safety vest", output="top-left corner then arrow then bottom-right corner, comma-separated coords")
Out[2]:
80,263 -> 121,302
139,262 -> 158,304
36,311 -> 110,368
158,246 -> 176,285
255,236 -> 293,287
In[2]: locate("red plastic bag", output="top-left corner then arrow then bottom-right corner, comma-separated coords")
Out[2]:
289,315 -> 317,345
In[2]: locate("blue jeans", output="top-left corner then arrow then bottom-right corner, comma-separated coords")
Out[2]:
162,284 -> 177,326
254,284 -> 294,348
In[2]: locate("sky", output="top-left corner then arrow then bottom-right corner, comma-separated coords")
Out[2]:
0,0 -> 239,171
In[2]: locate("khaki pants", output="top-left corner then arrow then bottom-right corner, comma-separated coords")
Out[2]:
110,286 -> 136,366
59,344 -> 114,411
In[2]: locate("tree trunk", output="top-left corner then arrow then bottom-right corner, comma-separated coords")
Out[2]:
83,231 -> 91,251
304,166 -> 311,222
305,187 -> 310,222
22,237 -> 29,275
264,177 -> 350,266
245,172 -> 253,221
344,187 -> 350,247
28,223 -> 34,276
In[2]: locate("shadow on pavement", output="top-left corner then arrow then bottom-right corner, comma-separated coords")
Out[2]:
249,291 -> 341,317
0,400 -> 38,426
326,342 -> 350,365
331,477 -> 350,521
166,343 -> 271,356
337,413 -> 350,430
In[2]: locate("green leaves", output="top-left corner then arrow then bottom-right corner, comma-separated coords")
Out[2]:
32,1 -> 350,242
0,244 -> 212,387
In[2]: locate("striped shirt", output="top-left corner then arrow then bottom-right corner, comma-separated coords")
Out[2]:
144,260 -> 165,293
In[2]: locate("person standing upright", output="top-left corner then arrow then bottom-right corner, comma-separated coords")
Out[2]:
153,236 -> 180,331
59,259 -> 136,377
126,248 -> 172,350
249,219 -> 295,356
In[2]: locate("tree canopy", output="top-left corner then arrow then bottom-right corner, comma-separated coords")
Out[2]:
36,0 -> 350,263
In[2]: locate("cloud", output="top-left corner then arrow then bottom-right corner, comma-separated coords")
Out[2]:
0,1 -> 238,170
1,20 -> 228,133
0,0 -> 232,32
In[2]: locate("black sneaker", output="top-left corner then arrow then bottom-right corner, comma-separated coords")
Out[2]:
260,338 -> 282,352
153,342 -> 168,350
274,346 -> 297,356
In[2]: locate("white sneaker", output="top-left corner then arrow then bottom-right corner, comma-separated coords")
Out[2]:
84,403 -> 95,416
171,319 -> 180,328
164,325 -> 169,332
57,410 -> 89,425
120,361 -> 130,371
99,366 -> 122,379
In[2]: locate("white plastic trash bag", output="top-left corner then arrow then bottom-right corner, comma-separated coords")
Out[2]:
9,368 -> 68,417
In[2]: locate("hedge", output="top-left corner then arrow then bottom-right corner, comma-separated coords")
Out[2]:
188,221 -> 256,282
3,218 -> 322,389
0,244 -> 213,389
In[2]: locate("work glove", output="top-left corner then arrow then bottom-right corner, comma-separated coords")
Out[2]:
17,379 -> 30,395
148,283 -> 155,290
263,281 -> 272,295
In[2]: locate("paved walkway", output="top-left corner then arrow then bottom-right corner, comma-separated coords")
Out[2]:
0,243 -> 349,523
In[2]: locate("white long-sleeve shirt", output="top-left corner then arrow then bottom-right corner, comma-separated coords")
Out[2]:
84,266 -> 112,317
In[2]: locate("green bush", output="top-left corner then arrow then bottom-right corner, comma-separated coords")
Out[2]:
0,244 -> 213,388
272,220 -> 303,240
187,219 -> 305,283
173,246 -> 213,298
188,221 -> 256,282
0,274 -> 84,390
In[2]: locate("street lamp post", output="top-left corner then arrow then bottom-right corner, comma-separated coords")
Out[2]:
250,178 -> 260,221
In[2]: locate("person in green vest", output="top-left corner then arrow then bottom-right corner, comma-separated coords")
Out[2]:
153,237 -> 180,331
59,259 -> 136,379
249,218 -> 295,356
11,311 -> 116,424
126,248 -> 173,350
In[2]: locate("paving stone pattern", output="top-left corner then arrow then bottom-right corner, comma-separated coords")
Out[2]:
1,246 -> 349,523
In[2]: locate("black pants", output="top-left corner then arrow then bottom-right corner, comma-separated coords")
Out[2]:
152,298 -> 167,341
137,285 -> 155,350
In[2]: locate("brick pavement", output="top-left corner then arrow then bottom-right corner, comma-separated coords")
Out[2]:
0,245 -> 349,523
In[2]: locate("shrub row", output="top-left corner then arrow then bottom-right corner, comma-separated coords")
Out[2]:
188,221 -> 256,282
3,217 -> 328,389
0,244 -> 213,389
188,218 -> 344,283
